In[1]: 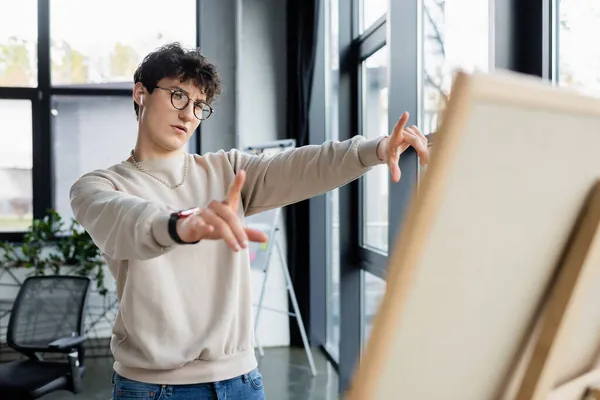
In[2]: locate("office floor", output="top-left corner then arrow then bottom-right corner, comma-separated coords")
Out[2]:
43,347 -> 339,400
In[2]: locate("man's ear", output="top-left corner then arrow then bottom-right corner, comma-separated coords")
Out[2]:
133,82 -> 145,106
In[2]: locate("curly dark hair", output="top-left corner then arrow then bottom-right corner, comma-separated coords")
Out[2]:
133,42 -> 222,118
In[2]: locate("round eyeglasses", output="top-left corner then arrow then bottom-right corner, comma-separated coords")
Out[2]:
156,86 -> 213,120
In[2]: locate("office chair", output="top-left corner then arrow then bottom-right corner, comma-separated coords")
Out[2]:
0,275 -> 91,399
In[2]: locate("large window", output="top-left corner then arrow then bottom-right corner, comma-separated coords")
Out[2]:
556,0 -> 600,97
0,100 -> 33,232
50,0 -> 196,87
361,46 -> 389,253
421,0 -> 491,133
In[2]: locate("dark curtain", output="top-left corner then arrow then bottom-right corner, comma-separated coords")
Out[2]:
285,0 -> 320,347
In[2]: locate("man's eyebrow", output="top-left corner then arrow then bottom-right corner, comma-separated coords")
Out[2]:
168,85 -> 207,103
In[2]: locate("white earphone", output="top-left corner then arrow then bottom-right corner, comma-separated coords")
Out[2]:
140,95 -> 144,106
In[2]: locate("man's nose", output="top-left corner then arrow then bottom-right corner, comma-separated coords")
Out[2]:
179,103 -> 195,121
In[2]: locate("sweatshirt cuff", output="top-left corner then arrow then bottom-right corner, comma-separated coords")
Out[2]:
357,136 -> 386,168
151,212 -> 177,248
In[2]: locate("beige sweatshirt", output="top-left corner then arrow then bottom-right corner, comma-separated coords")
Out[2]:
69,135 -> 385,384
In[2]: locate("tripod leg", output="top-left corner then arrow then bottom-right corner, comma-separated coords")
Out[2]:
276,242 -> 317,376
254,334 -> 264,357
254,247 -> 272,358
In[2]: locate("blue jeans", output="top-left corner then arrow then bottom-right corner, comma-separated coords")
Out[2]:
111,369 -> 266,399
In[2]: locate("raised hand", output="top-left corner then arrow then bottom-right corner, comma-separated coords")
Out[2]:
176,170 -> 268,250
376,111 -> 430,182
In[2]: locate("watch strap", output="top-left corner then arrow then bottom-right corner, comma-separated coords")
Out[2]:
168,209 -> 200,245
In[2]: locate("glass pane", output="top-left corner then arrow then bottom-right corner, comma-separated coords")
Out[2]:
361,0 -> 388,33
0,100 -> 33,231
0,0 -> 37,87
52,95 -> 191,223
327,189 -> 341,360
326,0 -> 341,362
362,271 -> 386,345
361,46 -> 389,253
50,0 -> 196,88
421,0 -> 491,133
557,0 -> 600,97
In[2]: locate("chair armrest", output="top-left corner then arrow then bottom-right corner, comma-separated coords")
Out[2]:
48,335 -> 87,350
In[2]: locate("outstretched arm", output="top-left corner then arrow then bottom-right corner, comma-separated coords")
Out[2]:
232,111 -> 429,215
230,135 -> 383,216
69,172 -> 177,261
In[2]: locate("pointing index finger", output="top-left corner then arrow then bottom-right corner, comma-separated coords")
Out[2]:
391,111 -> 410,146
226,169 -> 246,209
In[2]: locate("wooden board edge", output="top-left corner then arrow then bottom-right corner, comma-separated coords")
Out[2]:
498,300 -> 553,400
343,70 -> 475,400
497,182 -> 600,400
515,180 -> 600,400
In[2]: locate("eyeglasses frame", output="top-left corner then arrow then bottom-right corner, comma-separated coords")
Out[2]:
155,86 -> 214,120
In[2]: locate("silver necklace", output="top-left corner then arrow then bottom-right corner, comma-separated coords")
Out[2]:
130,150 -> 188,189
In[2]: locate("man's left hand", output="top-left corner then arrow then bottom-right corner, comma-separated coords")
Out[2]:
376,111 -> 429,183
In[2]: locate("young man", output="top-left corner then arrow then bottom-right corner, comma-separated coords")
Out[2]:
70,43 -> 429,400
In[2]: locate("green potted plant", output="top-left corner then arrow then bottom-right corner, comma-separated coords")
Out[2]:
0,209 -> 107,296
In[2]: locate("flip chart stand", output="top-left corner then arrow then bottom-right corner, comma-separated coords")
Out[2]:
248,207 -> 317,376
242,139 -> 316,376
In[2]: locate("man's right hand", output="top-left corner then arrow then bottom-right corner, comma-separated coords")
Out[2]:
176,170 -> 268,251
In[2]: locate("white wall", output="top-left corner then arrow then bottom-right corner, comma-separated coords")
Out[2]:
199,0 -> 238,153
237,0 -> 287,148
238,0 -> 290,348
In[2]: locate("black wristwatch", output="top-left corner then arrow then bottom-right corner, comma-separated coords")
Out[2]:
168,207 -> 201,244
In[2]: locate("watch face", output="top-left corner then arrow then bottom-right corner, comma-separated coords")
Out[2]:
179,207 -> 200,217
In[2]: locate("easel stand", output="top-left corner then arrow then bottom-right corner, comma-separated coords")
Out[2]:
510,179 -> 600,400
251,209 -> 317,377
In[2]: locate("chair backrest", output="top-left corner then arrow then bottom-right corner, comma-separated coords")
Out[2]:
7,275 -> 91,351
